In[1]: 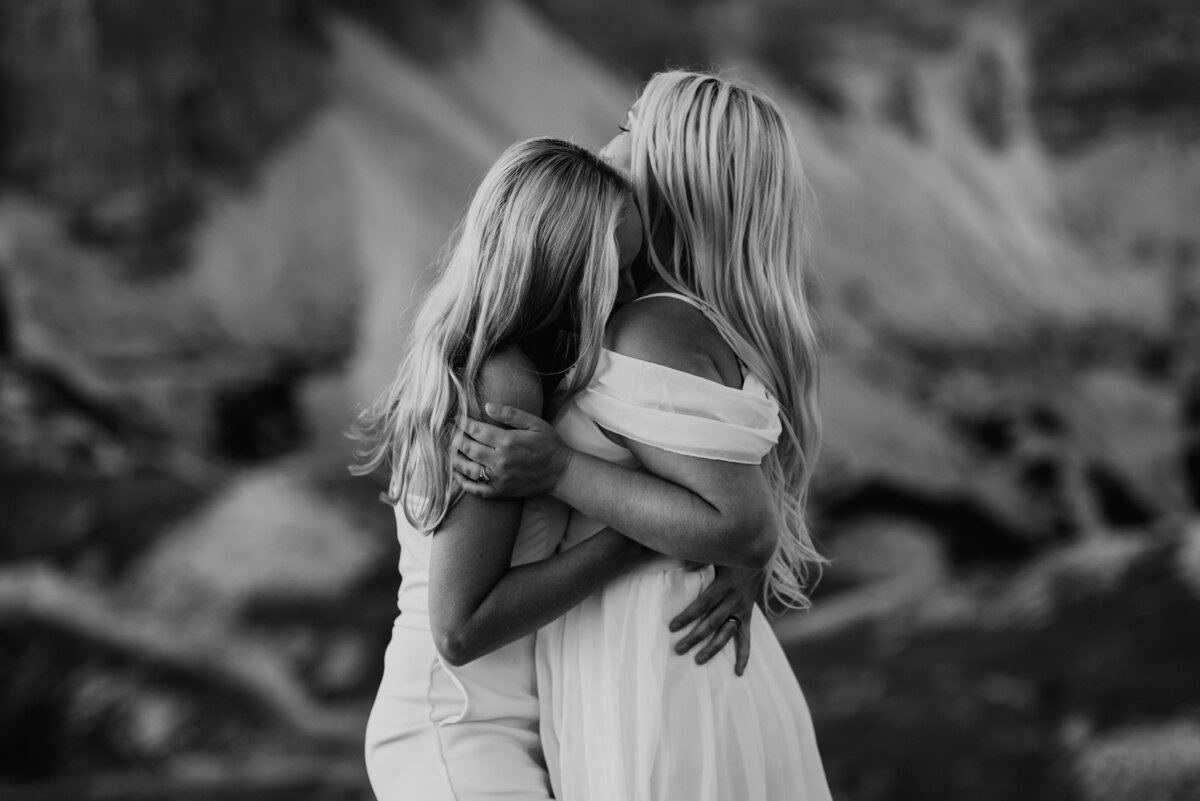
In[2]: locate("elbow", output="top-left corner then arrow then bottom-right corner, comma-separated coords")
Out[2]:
719,511 -> 777,569
743,529 -> 777,569
725,535 -> 774,569
433,626 -> 478,668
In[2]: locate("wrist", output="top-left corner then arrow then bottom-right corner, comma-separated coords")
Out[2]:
549,444 -> 576,499
594,527 -> 645,565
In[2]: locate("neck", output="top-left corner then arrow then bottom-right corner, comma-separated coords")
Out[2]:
514,328 -> 574,381
639,276 -> 674,297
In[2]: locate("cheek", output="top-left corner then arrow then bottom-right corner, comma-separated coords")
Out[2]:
599,134 -> 620,161
600,134 -> 632,174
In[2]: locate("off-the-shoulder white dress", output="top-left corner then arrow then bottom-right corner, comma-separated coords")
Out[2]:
364,498 -> 566,800
536,293 -> 833,801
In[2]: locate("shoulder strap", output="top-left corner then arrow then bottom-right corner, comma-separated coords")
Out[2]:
634,291 -> 705,310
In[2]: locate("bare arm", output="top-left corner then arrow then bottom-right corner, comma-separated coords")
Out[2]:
428,348 -> 646,667
545,443 -> 777,569
431,499 -> 644,666
456,299 -> 778,569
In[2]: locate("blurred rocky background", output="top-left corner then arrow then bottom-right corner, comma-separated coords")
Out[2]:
1,0 -> 1198,799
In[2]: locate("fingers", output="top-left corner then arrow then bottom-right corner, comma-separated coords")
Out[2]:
462,418 -> 508,446
452,453 -> 482,479
451,454 -> 501,498
669,592 -> 712,633
733,621 -> 751,677
694,618 -> 738,666
674,603 -> 725,654
484,403 -> 545,431
454,435 -> 495,465
456,477 -> 498,498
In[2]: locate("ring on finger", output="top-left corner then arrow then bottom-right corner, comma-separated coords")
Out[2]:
725,614 -> 742,631
476,465 -> 491,483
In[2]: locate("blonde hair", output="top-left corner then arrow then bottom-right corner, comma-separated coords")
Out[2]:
631,70 -> 825,611
352,137 -> 631,531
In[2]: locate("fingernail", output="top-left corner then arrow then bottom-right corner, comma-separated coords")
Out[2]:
668,622 -> 680,632
484,403 -> 498,415
674,644 -> 686,655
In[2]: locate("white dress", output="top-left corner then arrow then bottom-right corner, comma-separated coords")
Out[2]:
364,497 -> 566,801
536,295 -> 834,801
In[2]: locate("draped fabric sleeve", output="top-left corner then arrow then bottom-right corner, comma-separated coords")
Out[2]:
572,349 -> 782,464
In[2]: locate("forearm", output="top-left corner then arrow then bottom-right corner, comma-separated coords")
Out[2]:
437,528 -> 644,665
552,451 -> 773,568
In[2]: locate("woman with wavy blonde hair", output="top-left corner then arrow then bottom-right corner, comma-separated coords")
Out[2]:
356,135 -> 764,801
355,137 -> 647,801
455,72 -> 832,800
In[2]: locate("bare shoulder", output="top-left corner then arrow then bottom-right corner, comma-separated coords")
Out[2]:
606,296 -> 740,388
477,345 -> 544,422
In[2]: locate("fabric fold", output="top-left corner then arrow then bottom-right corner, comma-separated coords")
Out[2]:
572,349 -> 782,465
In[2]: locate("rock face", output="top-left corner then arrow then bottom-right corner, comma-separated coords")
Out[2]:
0,0 -> 1197,798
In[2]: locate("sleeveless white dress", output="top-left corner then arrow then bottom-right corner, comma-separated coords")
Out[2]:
536,293 -> 833,801
364,497 -> 567,801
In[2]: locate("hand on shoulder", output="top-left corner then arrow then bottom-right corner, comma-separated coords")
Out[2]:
456,345 -> 567,500
477,346 -> 545,424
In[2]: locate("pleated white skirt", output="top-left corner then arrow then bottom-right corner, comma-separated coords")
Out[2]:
536,562 -> 833,801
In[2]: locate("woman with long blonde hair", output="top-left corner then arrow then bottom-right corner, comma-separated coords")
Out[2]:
356,136 -> 761,801
455,72 -> 833,799
357,137 -> 639,801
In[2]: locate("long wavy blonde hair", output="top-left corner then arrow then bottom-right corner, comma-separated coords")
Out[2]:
352,137 -> 631,531
630,70 -> 825,611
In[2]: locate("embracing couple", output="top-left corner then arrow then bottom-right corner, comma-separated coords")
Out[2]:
354,70 -> 833,801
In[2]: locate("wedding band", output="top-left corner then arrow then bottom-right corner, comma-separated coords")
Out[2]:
477,465 -> 491,483
725,615 -> 742,631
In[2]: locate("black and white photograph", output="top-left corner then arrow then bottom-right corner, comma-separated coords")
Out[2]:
2,1 -> 1198,800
